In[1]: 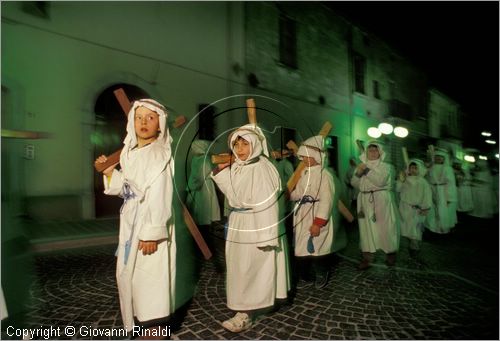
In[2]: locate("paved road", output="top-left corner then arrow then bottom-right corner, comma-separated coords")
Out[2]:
2,214 -> 498,339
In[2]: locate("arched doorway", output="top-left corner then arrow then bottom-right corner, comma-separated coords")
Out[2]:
93,83 -> 149,218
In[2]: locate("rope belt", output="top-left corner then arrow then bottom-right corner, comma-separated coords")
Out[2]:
224,207 -> 252,239
119,182 -> 138,265
359,189 -> 388,222
295,195 -> 319,216
120,182 -> 136,213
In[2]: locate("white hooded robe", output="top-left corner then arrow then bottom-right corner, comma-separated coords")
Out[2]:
103,99 -> 176,330
351,141 -> 400,253
396,159 -> 432,241
211,124 -> 289,311
290,136 -> 335,257
425,150 -> 457,233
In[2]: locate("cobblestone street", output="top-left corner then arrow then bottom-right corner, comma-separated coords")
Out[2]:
2,215 -> 498,340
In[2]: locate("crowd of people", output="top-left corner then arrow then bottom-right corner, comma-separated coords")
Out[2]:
95,98 -> 498,337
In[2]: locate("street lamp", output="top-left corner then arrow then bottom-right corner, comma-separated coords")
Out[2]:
378,123 -> 393,135
367,127 -> 382,138
481,131 -> 492,137
464,155 -> 476,163
393,126 -> 409,138
479,155 -> 488,160
485,140 -> 497,145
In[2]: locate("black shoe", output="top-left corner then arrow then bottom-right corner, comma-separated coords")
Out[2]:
358,259 -> 371,270
314,272 -> 329,289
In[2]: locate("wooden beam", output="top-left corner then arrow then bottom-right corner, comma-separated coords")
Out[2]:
1,129 -> 52,139
286,122 -> 354,223
96,88 -> 212,260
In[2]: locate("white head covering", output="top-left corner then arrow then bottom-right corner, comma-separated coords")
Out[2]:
360,140 -> 386,168
191,139 -> 210,156
121,99 -> 173,177
434,148 -> 450,166
123,99 -> 171,149
407,158 -> 427,178
228,124 -> 269,165
297,135 -> 326,166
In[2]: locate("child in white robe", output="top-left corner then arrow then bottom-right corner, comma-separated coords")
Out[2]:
453,161 -> 474,213
95,99 -> 175,338
425,149 -> 458,234
211,124 -> 289,333
351,141 -> 400,270
396,159 -> 432,257
289,136 -> 335,289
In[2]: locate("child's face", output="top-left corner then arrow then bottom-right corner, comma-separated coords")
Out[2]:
409,164 -> 419,176
303,156 -> 319,167
233,137 -> 251,161
434,156 -> 444,164
367,146 -> 380,161
134,106 -> 160,144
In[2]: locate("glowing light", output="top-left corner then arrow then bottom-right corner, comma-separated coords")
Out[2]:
464,155 -> 476,163
393,126 -> 409,138
367,127 -> 382,138
485,140 -> 497,145
481,131 -> 492,137
378,123 -> 393,135
496,154 -> 499,159
479,155 -> 488,160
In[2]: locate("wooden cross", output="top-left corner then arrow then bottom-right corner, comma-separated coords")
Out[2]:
94,88 -> 212,260
287,123 -> 354,223
210,98 -> 290,165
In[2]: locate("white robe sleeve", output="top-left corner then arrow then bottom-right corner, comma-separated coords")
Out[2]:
104,169 -> 124,196
253,170 -> 280,248
211,167 -> 231,198
137,163 -> 173,241
314,171 -> 334,222
290,168 -> 307,201
365,164 -> 390,188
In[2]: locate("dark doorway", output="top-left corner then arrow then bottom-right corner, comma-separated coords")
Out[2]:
281,127 -> 297,165
93,83 -> 149,218
198,104 -> 215,141
325,135 -> 339,174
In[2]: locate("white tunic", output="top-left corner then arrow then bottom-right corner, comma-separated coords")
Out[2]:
351,154 -> 399,253
105,143 -> 176,330
187,155 -> 221,225
425,163 -> 457,233
290,165 -> 335,257
212,156 -> 288,310
103,99 -> 175,331
396,176 -> 432,241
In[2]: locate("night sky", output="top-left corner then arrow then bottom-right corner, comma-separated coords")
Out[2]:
324,1 -> 499,150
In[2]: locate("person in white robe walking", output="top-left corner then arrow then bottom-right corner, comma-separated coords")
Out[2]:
351,141 -> 400,270
396,159 -> 432,258
425,149 -> 458,234
469,159 -> 496,219
289,136 -> 335,289
211,124 -> 290,333
95,99 -> 175,338
453,161 -> 474,213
